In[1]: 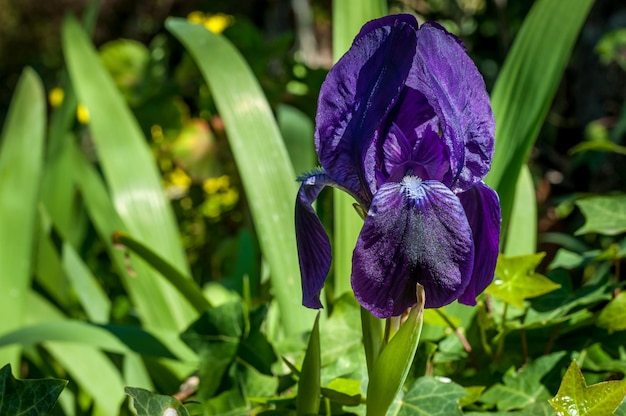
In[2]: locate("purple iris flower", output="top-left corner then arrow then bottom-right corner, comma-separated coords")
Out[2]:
295,14 -> 501,318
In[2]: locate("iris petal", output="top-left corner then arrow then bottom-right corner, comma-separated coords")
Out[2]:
315,15 -> 417,203
352,178 -> 474,318
295,171 -> 334,308
408,22 -> 495,192
457,182 -> 501,305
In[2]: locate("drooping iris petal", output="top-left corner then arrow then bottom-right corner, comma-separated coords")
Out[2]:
457,182 -> 501,305
315,15 -> 417,203
408,22 -> 495,193
352,178 -> 474,318
295,171 -> 334,308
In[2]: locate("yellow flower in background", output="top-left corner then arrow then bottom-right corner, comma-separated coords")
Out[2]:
164,167 -> 192,199
77,104 -> 90,124
203,175 -> 230,194
186,11 -> 233,34
201,175 -> 239,220
49,87 -> 64,108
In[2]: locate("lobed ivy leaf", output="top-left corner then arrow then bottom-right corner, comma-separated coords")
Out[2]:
391,376 -> 466,416
465,401 -> 556,416
125,386 -> 189,416
480,352 -> 566,411
549,360 -> 626,416
486,253 -> 561,309
0,364 -> 67,416
597,292 -> 626,333
575,196 -> 626,236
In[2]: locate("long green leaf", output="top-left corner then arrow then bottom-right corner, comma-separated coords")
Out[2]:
485,0 -> 594,229
331,0 -> 387,298
62,16 -> 196,331
297,313 -> 321,416
504,165 -> 537,255
113,231 -> 211,314
166,18 -> 316,335
366,285 -> 425,416
0,68 -> 45,372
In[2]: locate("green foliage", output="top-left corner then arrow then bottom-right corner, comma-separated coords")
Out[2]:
166,18 -> 316,335
485,0 -> 594,230
0,364 -> 66,416
549,361 -> 626,416
486,253 -> 561,309
2,0 -> 626,415
125,387 -> 190,416
575,195 -> 626,236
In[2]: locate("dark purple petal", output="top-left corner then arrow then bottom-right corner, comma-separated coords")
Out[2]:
295,171 -> 334,308
315,16 -> 417,203
457,182 -> 501,305
352,178 -> 474,318
408,22 -> 495,192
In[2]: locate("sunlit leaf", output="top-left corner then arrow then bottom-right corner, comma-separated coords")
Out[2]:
0,68 -> 45,370
597,292 -> 626,333
125,387 -> 190,416
549,361 -> 626,416
575,196 -> 626,236
166,18 -> 315,335
486,0 -> 594,228
0,364 -> 67,415
486,253 -> 561,309
505,165 -> 537,255
367,285 -> 424,416
63,16 -> 196,331
481,352 -> 566,411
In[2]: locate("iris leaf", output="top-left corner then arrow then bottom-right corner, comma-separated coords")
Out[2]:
486,0 -> 594,230
297,313 -> 321,416
504,165 -> 537,255
0,68 -> 45,371
166,18 -> 316,335
62,16 -> 196,331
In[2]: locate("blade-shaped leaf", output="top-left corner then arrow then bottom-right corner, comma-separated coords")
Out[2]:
166,18 -> 316,335
297,313 -> 321,416
62,16 -> 196,331
505,165 -> 537,256
0,68 -> 45,371
367,285 -> 424,416
485,0 -> 594,230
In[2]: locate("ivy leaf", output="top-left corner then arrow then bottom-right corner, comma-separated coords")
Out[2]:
480,352 -> 566,411
392,376 -> 466,416
486,253 -> 561,308
549,360 -> 626,416
0,364 -> 67,415
575,195 -> 626,236
125,387 -> 190,416
597,292 -> 626,333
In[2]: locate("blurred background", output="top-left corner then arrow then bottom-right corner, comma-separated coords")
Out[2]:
1,0 -> 625,305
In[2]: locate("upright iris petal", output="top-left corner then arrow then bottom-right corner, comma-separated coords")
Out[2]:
294,14 -> 501,318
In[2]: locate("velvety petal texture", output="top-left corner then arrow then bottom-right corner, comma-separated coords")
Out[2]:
315,15 -> 417,203
457,182 -> 501,305
408,22 -> 495,192
295,170 -> 334,308
352,178 -> 474,318
295,14 -> 500,317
